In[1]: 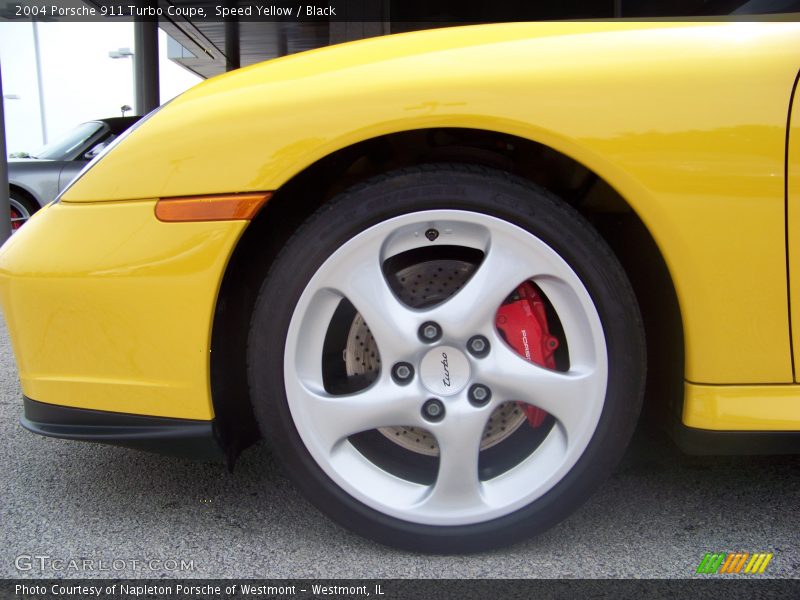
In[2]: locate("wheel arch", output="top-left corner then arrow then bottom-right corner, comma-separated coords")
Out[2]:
8,184 -> 41,210
210,127 -> 685,460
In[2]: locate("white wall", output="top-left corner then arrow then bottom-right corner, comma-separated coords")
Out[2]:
0,22 -> 202,156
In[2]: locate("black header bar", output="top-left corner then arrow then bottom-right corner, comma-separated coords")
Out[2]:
1,0 -> 799,23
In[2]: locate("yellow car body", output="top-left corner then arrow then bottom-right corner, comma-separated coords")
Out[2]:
1,21 -> 799,449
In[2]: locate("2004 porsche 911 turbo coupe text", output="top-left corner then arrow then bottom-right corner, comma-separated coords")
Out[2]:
1,21 -> 799,552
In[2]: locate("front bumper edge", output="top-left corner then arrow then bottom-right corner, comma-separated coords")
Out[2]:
671,420 -> 800,455
20,396 -> 224,462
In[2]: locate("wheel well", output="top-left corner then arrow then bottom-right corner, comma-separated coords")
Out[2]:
210,128 -> 684,462
9,185 -> 40,211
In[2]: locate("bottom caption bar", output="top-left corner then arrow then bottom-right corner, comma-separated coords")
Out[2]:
3,579 -> 800,599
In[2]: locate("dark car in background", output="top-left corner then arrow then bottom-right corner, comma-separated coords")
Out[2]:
8,116 -> 139,230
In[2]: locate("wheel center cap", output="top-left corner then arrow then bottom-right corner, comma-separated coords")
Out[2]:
419,345 -> 470,396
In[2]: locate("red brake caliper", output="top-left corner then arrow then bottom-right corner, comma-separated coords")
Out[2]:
495,282 -> 559,428
9,208 -> 21,232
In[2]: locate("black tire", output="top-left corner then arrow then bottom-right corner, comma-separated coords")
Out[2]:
247,164 -> 645,553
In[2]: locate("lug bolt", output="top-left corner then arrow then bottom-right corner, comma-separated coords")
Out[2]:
391,362 -> 414,384
468,384 -> 492,406
419,321 -> 442,343
422,398 -> 445,422
467,335 -> 490,358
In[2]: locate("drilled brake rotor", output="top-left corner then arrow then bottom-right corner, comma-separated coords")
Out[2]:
344,259 -> 526,456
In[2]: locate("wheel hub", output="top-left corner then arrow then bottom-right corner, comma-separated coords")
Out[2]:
419,345 -> 470,396
344,259 -> 527,456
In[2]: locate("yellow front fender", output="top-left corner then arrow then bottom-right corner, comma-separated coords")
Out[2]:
0,201 -> 245,419
64,22 -> 800,386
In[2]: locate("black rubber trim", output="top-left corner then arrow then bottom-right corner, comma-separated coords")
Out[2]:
20,396 -> 224,461
672,421 -> 800,455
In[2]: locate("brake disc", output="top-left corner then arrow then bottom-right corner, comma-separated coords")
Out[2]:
344,259 -> 526,456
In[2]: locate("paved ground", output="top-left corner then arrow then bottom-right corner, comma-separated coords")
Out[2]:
1,317 -> 798,581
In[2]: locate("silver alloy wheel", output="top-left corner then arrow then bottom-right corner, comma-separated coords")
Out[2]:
9,197 -> 32,230
283,209 -> 608,526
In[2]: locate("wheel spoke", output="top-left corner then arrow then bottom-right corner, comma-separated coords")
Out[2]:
419,409 -> 488,513
480,339 -> 605,441
533,275 -> 600,368
426,224 -> 566,337
292,377 -> 424,453
425,240 -> 523,336
318,244 -> 420,360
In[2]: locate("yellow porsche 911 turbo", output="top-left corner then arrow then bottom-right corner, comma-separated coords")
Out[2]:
1,21 -> 799,553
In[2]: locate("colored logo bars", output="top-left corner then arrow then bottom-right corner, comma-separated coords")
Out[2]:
696,552 -> 773,574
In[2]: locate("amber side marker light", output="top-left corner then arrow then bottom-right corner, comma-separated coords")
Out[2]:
155,192 -> 272,222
